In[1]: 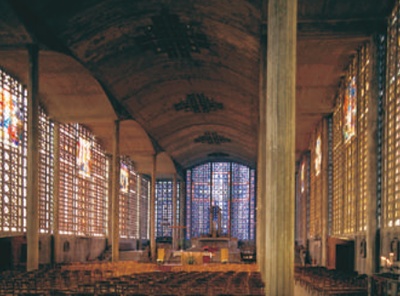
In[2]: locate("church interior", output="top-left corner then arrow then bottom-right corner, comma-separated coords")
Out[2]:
0,0 -> 400,295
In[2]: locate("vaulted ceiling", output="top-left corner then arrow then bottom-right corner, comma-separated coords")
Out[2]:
0,0 -> 395,176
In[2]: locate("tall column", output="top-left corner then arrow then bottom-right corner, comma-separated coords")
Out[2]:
321,118 -> 329,266
52,122 -> 60,265
150,154 -> 157,262
111,120 -> 120,262
172,173 -> 178,250
179,178 -> 185,249
366,36 -> 379,275
264,0 -> 297,294
137,174 -> 142,250
257,0 -> 267,281
27,45 -> 40,271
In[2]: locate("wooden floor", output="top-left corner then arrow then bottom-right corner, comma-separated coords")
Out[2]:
0,262 -> 264,296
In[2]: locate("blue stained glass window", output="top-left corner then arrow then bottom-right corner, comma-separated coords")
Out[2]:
231,163 -> 250,239
249,169 -> 256,240
212,162 -> 231,236
186,170 -> 192,239
155,180 -> 180,238
191,163 -> 211,237
187,162 -> 256,241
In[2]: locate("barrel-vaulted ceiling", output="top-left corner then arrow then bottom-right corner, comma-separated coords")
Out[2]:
0,0 -> 395,175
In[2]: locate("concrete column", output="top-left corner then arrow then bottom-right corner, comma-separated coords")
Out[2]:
172,173 -> 178,250
321,118 -> 329,267
257,0 -> 267,281
150,154 -> 157,262
264,0 -> 297,294
52,122 -> 60,265
111,120 -> 120,262
366,36 -> 379,275
137,174 -> 142,250
26,45 -> 40,271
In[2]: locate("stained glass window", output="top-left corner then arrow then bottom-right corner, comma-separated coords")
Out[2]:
231,163 -> 250,240
212,162 -> 230,236
190,163 -> 211,238
140,177 -> 150,240
0,69 -> 27,233
383,4 -> 400,229
38,108 -> 54,234
331,42 -> 370,235
187,162 -> 256,241
343,76 -> 357,142
296,155 -> 309,244
155,180 -> 180,238
119,158 -> 139,239
315,135 -> 322,176
59,124 -> 108,236
310,130 -> 322,238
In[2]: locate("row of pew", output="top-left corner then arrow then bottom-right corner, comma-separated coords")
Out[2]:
0,262 -> 265,296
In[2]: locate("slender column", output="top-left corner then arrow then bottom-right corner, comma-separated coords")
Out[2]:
179,178 -> 185,249
172,173 -> 178,250
137,174 -> 142,250
52,122 -> 60,264
27,45 -> 40,271
150,154 -> 157,262
264,0 -> 297,294
366,36 -> 379,275
111,120 -> 120,262
321,118 -> 329,266
257,0 -> 267,281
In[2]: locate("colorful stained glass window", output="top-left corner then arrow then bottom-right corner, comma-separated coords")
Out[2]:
120,163 -> 129,193
343,76 -> 357,142
119,158 -> 139,239
59,124 -> 108,236
187,162 -> 256,241
331,42 -> 370,235
315,135 -> 322,176
77,137 -> 91,178
0,69 -> 27,233
0,85 -> 24,147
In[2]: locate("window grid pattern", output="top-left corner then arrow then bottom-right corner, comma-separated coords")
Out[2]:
0,69 -> 27,233
249,169 -> 256,240
231,163 -> 250,240
156,180 -> 173,237
186,170 -> 192,239
357,45 -> 369,232
327,116 -> 333,235
212,162 -> 231,236
190,163 -> 211,238
140,177 -> 150,239
309,131 -> 322,238
38,108 -> 54,234
298,155 -> 310,241
332,102 -> 344,235
187,162 -> 256,241
383,6 -> 400,228
59,124 -> 108,236
119,159 -> 138,239
377,34 -> 386,228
